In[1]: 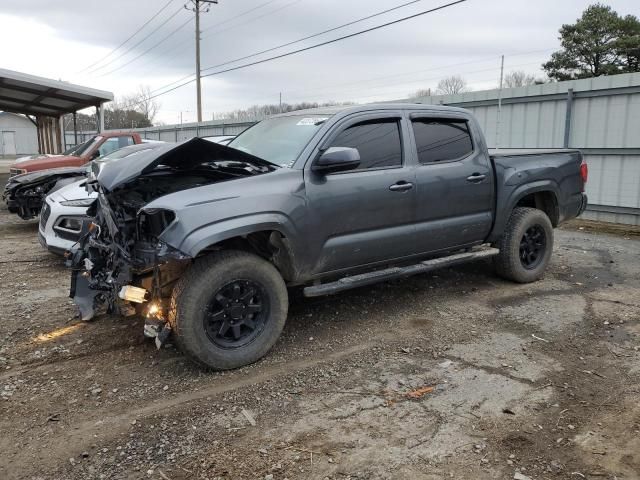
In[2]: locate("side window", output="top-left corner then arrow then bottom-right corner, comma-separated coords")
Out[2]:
119,136 -> 135,148
330,119 -> 402,170
412,119 -> 473,164
98,137 -> 120,157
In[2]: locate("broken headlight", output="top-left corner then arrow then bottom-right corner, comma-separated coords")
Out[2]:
60,198 -> 96,207
55,217 -> 84,232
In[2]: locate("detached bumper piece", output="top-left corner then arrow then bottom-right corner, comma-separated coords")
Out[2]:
304,246 -> 500,297
144,318 -> 172,349
70,269 -> 102,321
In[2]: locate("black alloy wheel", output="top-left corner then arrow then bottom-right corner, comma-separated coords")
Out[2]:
519,224 -> 546,270
204,280 -> 270,349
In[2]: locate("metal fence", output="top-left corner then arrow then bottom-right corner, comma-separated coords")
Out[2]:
64,119 -> 256,148
64,72 -> 640,225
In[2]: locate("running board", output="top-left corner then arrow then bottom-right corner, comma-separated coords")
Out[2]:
303,247 -> 499,297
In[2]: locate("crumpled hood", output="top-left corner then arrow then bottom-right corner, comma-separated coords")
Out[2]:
93,137 -> 278,191
8,166 -> 87,185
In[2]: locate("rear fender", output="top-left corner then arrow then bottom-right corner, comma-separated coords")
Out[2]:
488,180 -> 560,243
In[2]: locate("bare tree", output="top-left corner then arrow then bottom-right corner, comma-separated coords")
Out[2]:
133,85 -> 160,124
410,88 -> 432,98
435,76 -> 470,95
503,71 -> 538,88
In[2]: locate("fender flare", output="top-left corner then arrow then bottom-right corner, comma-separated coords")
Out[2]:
488,180 -> 561,242
174,212 -> 301,259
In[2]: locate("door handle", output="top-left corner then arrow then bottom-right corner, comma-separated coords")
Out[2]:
466,173 -> 486,183
389,181 -> 414,192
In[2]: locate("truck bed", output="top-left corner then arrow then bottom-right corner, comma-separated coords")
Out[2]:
486,148 -> 586,242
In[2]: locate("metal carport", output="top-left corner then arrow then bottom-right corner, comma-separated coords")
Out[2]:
0,68 -> 113,154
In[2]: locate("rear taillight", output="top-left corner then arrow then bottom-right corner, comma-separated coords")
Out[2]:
580,162 -> 588,191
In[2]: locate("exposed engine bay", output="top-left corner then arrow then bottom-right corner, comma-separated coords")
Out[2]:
68,138 -> 277,344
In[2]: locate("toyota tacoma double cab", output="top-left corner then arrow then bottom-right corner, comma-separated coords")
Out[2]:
69,104 -> 588,370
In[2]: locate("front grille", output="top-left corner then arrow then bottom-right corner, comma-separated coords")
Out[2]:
40,202 -> 51,230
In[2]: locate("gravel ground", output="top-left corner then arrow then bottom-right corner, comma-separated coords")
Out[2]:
0,205 -> 639,480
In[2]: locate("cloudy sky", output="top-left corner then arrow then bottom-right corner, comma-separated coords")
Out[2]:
1,0 -> 637,124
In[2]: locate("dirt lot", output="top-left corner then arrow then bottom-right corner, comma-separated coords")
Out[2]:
1,205 -> 639,480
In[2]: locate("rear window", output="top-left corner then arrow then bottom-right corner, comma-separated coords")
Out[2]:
412,119 -> 473,163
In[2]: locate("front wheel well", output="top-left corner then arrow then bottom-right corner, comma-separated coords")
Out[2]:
200,231 -> 296,282
515,191 -> 559,227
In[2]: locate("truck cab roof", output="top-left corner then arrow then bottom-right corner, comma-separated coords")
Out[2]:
270,102 -> 470,119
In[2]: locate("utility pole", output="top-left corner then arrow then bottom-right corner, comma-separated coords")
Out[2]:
185,0 -> 218,123
495,54 -> 505,149
279,92 -> 282,113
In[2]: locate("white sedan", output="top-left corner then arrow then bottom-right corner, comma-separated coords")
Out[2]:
39,142 -> 167,255
39,179 -> 96,255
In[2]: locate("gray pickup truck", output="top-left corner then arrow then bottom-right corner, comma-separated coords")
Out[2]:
70,104 -> 588,370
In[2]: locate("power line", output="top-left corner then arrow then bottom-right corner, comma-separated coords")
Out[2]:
146,0 -> 306,93
185,58 -> 546,116
283,48 -> 556,96
77,0 -> 175,74
144,0 -> 468,103
97,16 -> 193,77
201,0 -> 305,39
200,0 -> 431,74
201,0 -> 281,33
107,0 -> 298,83
85,4 -> 185,75
155,0 -> 430,94
258,61 -> 539,106
282,60 -> 547,102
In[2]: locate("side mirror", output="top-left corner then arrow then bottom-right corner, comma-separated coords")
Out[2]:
90,150 -> 100,160
312,147 -> 360,174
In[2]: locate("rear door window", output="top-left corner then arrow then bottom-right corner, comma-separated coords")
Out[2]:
98,138 -> 121,157
411,119 -> 473,163
329,119 -> 402,171
119,136 -> 135,148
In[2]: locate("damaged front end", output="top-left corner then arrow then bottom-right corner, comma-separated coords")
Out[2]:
68,189 -> 191,345
4,168 -> 86,220
68,138 -> 277,347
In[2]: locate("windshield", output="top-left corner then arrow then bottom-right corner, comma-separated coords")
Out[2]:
228,115 -> 330,167
63,136 -> 102,157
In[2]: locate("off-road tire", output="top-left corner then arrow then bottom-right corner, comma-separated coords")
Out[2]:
494,207 -> 554,283
168,250 -> 288,370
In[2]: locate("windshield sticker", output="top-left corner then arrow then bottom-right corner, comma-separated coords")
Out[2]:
297,117 -> 328,126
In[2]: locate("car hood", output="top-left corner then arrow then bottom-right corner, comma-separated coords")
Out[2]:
14,153 -> 61,164
92,137 -> 278,191
8,166 -> 87,186
51,178 -> 97,202
14,155 -> 81,171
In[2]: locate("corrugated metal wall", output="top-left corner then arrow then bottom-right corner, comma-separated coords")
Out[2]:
412,72 -> 640,225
